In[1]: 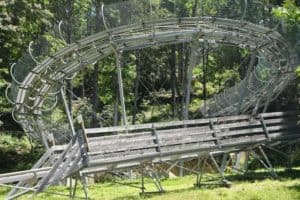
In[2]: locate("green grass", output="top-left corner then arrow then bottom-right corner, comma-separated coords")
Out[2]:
1,169 -> 300,200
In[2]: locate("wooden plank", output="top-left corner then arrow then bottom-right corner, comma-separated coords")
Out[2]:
88,130 -> 214,154
84,129 -> 299,174
88,127 -> 211,145
87,137 -> 262,167
0,167 -> 51,184
84,111 -> 298,136
88,127 -> 214,150
214,117 -> 297,130
89,127 -> 299,159
260,111 -> 299,118
88,134 -> 216,156
87,122 -> 299,156
88,122 -> 297,150
84,114 -> 255,135
88,131 -> 154,143
88,139 -> 157,154
85,120 -> 208,134
88,148 -> 158,161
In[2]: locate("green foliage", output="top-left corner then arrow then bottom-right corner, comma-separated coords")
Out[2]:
0,134 -> 31,152
296,66 -> 300,77
0,133 -> 42,173
44,33 -> 66,54
0,0 -> 53,115
272,0 -> 300,24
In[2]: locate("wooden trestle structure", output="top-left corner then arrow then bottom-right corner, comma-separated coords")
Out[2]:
1,111 -> 299,199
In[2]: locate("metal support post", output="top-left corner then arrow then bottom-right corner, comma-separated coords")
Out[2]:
61,87 -> 76,137
252,98 -> 261,116
183,37 -> 202,120
101,3 -> 128,128
115,51 -> 128,127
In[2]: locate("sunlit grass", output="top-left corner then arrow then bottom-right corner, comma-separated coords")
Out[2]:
1,169 -> 300,200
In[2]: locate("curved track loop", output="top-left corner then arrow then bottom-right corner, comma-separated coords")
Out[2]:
11,17 -> 299,139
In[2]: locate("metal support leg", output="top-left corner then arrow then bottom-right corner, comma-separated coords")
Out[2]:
69,177 -> 73,198
179,162 -> 184,177
115,51 -> 128,127
79,175 -> 88,200
140,165 -> 164,193
141,167 -> 145,194
220,154 -> 228,174
209,153 -> 231,186
69,176 -> 78,199
258,146 -> 278,178
195,156 -> 207,187
243,151 -> 249,173
250,147 -> 277,178
146,167 -> 164,192
209,153 -> 224,180
61,87 -> 76,137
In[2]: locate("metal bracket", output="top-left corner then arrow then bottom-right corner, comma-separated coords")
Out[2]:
260,116 -> 271,141
210,120 -> 221,148
152,124 -> 161,153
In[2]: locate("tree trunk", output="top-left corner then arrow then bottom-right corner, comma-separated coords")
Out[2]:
92,62 -> 100,126
181,44 -> 191,120
91,0 -> 102,127
113,93 -> 119,126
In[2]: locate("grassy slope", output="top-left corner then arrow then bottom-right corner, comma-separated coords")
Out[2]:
1,169 -> 300,200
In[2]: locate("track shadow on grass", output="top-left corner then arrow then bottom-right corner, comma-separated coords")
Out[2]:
113,196 -> 142,200
286,184 -> 300,198
225,169 -> 300,182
